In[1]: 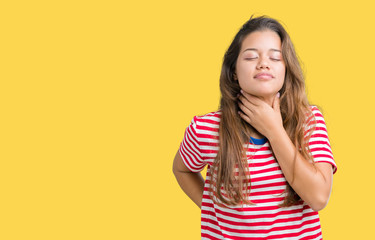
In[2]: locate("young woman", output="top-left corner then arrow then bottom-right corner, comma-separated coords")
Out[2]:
173,16 -> 337,239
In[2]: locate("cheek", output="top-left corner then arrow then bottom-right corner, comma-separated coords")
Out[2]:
236,64 -> 255,82
280,71 -> 286,82
277,67 -> 286,81
275,67 -> 286,89
236,63 -> 247,76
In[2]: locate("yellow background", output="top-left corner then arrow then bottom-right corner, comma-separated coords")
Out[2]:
1,0 -> 374,239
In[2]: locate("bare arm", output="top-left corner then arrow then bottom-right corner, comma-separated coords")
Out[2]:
267,128 -> 333,211
172,150 -> 205,208
238,91 -> 333,211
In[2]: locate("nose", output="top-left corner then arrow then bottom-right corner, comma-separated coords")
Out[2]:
256,57 -> 270,69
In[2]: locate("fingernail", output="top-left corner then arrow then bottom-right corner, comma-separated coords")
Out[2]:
240,90 -> 243,93
277,92 -> 280,98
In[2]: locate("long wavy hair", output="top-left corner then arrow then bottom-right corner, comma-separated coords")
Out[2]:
209,15 -> 316,207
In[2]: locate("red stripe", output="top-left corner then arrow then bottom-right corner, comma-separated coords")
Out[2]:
200,141 -> 219,147
202,204 -> 318,226
250,166 -> 281,175
195,118 -> 220,126
268,224 -> 321,239
201,224 -> 224,238
180,109 -> 333,238
251,173 -> 285,183
179,146 -> 202,171
197,124 -> 219,132
300,230 -> 322,240
184,127 -> 202,157
251,181 -> 286,190
305,126 -> 327,135
217,211 -> 318,227
309,140 -> 330,145
251,154 -> 274,160
212,206 -> 303,219
202,193 -> 286,205
198,133 -> 219,140
216,217 -> 319,234
310,133 -> 329,139
249,189 -> 285,197
312,154 -> 334,160
201,232 -> 222,240
313,126 -> 327,131
180,134 -> 205,171
312,112 -> 323,118
250,160 -> 279,168
249,197 -> 285,204
310,147 -> 333,155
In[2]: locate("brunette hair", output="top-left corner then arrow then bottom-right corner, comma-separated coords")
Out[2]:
209,15 -> 315,206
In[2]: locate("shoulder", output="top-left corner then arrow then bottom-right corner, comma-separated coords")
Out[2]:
187,111 -> 221,139
191,110 -> 221,126
305,105 -> 329,135
309,105 -> 324,118
303,105 -> 327,132
308,105 -> 327,124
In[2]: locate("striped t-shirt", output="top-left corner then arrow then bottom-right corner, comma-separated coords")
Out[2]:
179,106 -> 337,239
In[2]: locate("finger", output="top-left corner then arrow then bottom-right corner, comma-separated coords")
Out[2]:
238,102 -> 253,117
238,110 -> 252,124
240,90 -> 262,106
238,95 -> 256,111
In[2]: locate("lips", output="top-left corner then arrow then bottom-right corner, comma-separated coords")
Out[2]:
254,73 -> 273,79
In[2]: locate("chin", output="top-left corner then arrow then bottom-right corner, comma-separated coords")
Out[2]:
248,91 -> 278,98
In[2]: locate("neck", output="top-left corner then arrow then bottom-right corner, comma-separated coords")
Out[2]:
258,95 -> 274,107
249,127 -> 265,139
249,94 -> 276,139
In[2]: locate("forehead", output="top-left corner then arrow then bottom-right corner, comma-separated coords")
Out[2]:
240,30 -> 282,52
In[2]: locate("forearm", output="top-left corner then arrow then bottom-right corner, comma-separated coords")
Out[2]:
268,128 -> 332,211
173,170 -> 205,208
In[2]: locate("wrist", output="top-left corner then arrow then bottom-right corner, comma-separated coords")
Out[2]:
267,125 -> 287,143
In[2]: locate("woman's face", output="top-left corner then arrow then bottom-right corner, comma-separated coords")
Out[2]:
235,30 -> 285,100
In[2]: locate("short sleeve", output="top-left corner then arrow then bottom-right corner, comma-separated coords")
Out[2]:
178,116 -> 207,172
307,106 -> 337,174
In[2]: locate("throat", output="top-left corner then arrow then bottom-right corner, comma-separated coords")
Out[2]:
249,129 -> 264,139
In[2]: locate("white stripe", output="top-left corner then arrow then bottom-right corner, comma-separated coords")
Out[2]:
210,214 -> 319,231
197,130 -> 219,137
180,143 -> 202,169
251,170 -> 283,179
201,222 -> 224,239
201,145 -> 219,151
219,221 -> 321,238
199,121 -> 220,128
181,109 -> 334,238
310,136 -> 330,142
212,203 -> 304,216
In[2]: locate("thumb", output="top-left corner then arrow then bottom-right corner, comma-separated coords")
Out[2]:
272,92 -> 280,111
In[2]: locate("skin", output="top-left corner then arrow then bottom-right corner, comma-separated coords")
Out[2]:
235,30 -> 285,107
173,30 -> 334,211
173,152 -> 204,208
237,30 -> 333,211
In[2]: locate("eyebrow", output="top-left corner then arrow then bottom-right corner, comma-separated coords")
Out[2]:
243,48 -> 281,53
